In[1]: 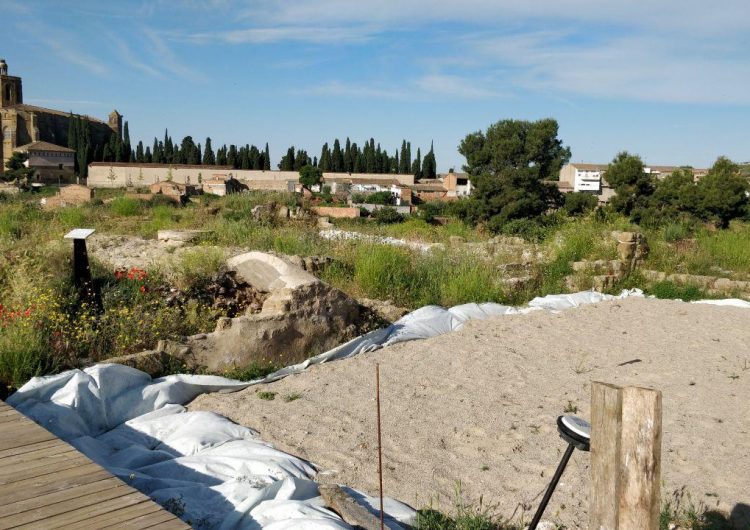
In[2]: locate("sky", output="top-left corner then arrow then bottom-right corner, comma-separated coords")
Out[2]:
2,0 -> 749,171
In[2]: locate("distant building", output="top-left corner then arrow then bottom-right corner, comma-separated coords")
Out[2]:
13,140 -> 75,183
1,58 -> 121,176
558,162 -> 708,203
442,172 -> 472,197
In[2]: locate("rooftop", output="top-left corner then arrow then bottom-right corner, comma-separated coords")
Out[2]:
6,104 -> 108,125
15,141 -> 75,153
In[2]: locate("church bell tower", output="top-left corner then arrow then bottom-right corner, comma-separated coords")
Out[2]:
0,59 -> 23,108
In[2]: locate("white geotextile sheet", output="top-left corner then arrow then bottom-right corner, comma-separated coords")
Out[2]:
10,288 -> 748,528
8,366 -> 413,529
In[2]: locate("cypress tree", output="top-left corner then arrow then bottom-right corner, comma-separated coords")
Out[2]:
365,138 -> 376,173
344,137 -> 352,172
313,156 -> 318,167
123,122 -> 131,162
319,143 -> 330,172
136,141 -> 144,162
227,145 -> 238,168
412,147 -> 422,179
264,143 -> 271,170
375,143 -> 382,173
394,151 -> 399,174
332,139 -> 343,172
423,141 -> 437,179
244,145 -> 253,169
203,137 -> 215,165
145,146 -> 152,163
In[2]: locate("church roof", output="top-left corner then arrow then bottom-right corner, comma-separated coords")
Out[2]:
8,104 -> 107,125
15,141 -> 75,153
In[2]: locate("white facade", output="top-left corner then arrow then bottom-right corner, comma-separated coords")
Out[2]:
574,169 -> 602,192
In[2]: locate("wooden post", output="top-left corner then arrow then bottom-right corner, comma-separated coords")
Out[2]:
590,382 -> 662,530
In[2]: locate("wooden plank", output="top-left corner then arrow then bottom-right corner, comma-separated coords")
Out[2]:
143,520 -> 194,530
589,382 -> 662,530
0,464 -> 110,504
0,426 -> 57,450
0,450 -> 91,484
96,508 -> 180,529
0,399 -> 188,530
0,442 -> 82,471
3,486 -> 143,529
319,483 -> 382,530
66,499 -> 164,529
0,438 -> 64,459
0,476 -> 123,518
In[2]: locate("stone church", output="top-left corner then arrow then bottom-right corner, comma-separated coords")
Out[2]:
0,58 -> 122,176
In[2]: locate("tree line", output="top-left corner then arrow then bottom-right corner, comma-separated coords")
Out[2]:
290,138 -> 437,178
453,117 -> 749,234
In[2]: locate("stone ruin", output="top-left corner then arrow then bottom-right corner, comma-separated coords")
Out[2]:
566,231 -> 649,291
109,251 -> 362,374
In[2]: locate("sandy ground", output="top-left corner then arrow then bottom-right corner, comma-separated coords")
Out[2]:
189,298 -> 750,528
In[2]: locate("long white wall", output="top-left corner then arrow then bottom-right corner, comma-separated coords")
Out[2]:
87,163 -> 415,188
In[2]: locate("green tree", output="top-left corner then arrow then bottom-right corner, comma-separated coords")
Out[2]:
123,122 -> 131,162
203,137 -> 215,165
422,141 -> 437,179
696,157 -> 749,228
135,141 -> 145,163
366,190 -> 395,205
2,152 -> 34,182
603,151 -> 654,221
279,147 -> 295,171
563,192 -> 599,216
457,118 -> 569,230
319,143 -> 331,171
332,139 -> 343,172
227,145 -> 238,168
299,164 -> 322,190
411,147 -> 422,179
264,143 -> 271,170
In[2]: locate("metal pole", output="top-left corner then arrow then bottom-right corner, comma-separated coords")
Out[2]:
528,443 -> 575,530
376,363 -> 384,530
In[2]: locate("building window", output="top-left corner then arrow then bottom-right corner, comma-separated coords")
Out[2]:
59,164 -> 63,170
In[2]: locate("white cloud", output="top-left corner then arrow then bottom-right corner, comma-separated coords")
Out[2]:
189,26 -> 372,45
468,32 -> 750,104
143,28 -> 200,81
414,74 -> 504,99
110,33 -> 164,78
297,81 -> 409,100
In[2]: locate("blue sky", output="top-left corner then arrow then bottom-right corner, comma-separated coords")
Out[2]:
2,0 -> 749,171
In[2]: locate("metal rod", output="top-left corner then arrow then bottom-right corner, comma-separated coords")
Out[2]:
376,363 -> 384,530
528,443 -> 575,530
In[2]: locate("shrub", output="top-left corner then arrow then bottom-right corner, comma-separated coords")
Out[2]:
563,192 -> 598,216
647,281 -> 711,301
110,197 -> 144,216
170,247 -> 226,291
372,207 -> 403,224
366,191 -> 396,205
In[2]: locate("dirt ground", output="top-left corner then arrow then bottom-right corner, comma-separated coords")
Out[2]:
189,297 -> 750,528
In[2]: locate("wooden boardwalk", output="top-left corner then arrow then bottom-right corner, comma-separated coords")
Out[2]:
0,400 -> 190,529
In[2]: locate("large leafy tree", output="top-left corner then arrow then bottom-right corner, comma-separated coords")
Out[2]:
603,151 -> 654,221
458,118 -> 569,230
696,157 -> 749,228
299,164 -> 322,190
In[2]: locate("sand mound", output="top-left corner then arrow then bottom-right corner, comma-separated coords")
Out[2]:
189,297 -> 750,527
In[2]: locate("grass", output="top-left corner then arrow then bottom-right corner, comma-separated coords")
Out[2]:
646,281 -> 715,301
283,392 -> 301,402
414,483 -> 522,530
220,361 -> 280,381
109,197 -> 144,216
659,489 -> 735,530
257,391 -> 277,401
